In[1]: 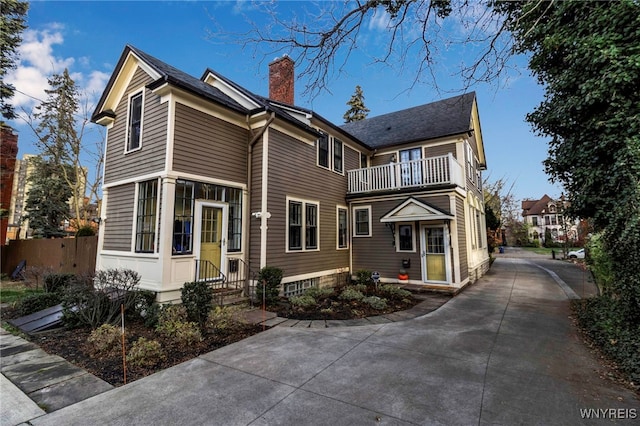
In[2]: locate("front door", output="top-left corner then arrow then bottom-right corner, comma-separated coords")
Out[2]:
421,226 -> 450,283
194,202 -> 228,280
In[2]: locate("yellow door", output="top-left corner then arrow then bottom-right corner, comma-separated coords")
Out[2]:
425,227 -> 447,282
198,206 -> 222,280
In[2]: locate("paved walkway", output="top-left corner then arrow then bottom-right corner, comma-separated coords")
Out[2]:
2,257 -> 638,425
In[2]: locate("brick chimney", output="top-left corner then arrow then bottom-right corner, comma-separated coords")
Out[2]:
269,55 -> 295,105
0,125 -> 18,244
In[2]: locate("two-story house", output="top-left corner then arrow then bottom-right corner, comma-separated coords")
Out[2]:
522,195 -> 578,244
91,45 -> 490,302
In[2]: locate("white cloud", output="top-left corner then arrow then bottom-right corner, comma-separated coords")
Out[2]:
368,10 -> 391,31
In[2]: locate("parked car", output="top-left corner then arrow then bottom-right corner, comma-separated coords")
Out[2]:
568,248 -> 585,259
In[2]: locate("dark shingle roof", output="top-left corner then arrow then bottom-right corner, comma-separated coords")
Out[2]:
92,45 -> 248,121
340,92 -> 476,148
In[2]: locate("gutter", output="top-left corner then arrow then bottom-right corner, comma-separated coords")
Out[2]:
245,111 -> 276,277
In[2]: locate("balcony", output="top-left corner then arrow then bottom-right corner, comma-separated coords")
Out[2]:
347,153 -> 464,195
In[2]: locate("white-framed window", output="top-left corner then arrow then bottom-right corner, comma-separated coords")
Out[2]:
317,132 -> 329,168
337,206 -> 348,249
397,223 -> 415,252
287,197 -> 319,252
333,138 -> 343,173
135,179 -> 158,253
360,152 -> 368,168
466,142 -> 475,185
353,206 -> 371,237
126,91 -> 144,152
317,132 -> 344,175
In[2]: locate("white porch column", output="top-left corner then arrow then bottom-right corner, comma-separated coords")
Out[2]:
158,176 -> 177,291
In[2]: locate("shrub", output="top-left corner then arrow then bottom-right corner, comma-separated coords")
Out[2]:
573,297 -> 640,385
18,292 -> 61,316
127,338 -> 165,369
181,281 -> 213,326
76,226 -> 96,237
304,286 -> 334,299
354,270 -> 374,287
362,296 -> 387,310
44,273 -> 76,294
87,324 -> 120,357
378,284 -> 411,300
339,286 -> 364,301
256,266 -> 283,305
290,294 -> 317,308
61,269 -> 141,329
205,306 -> 247,336
155,305 -> 202,345
585,232 -> 614,294
132,290 -> 157,322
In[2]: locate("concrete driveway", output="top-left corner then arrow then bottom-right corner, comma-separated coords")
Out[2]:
18,258 -> 640,425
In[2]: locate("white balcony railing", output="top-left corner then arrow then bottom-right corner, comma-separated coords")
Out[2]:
347,153 -> 464,194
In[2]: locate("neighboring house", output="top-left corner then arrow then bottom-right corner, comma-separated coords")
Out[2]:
522,195 -> 578,244
91,45 -> 490,303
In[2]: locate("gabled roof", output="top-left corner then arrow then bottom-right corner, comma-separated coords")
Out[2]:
92,45 -> 247,122
522,194 -> 554,216
340,92 -> 476,149
380,197 -> 454,222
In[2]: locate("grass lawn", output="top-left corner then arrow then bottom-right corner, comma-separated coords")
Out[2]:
520,246 -> 582,256
0,280 -> 45,304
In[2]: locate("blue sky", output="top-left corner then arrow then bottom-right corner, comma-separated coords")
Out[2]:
6,0 -> 564,205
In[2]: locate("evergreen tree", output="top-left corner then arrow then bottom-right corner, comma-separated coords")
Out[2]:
343,85 -> 370,123
22,156 -> 72,238
31,69 -> 86,227
0,0 -> 29,120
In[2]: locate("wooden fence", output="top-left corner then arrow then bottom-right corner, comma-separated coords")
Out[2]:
1,236 -> 98,277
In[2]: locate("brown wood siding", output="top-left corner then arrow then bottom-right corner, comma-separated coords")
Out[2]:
370,152 -> 394,167
104,68 -> 167,184
351,195 -> 451,280
456,196 -> 468,281
173,103 -> 248,183
424,142 -> 457,159
103,184 -> 135,251
249,140 -> 263,268
264,129 -> 352,277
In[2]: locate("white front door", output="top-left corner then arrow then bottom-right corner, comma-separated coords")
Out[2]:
421,225 -> 451,284
194,201 -> 228,280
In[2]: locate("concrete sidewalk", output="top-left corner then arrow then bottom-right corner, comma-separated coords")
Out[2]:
1,257 -> 634,425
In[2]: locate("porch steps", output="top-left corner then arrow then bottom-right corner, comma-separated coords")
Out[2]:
212,288 -> 249,306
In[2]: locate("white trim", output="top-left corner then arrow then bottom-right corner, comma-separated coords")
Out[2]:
285,196 -> 320,253
420,224 -> 452,285
132,178 -> 161,254
352,205 -> 372,237
336,205 -> 349,250
124,89 -> 145,154
395,222 -> 416,253
96,188 -> 108,271
193,201 -> 229,278
380,197 -> 454,223
449,195 -> 461,285
100,250 -> 160,259
165,96 -> 175,173
104,171 -> 247,191
158,177 -> 177,286
202,71 -> 261,110
281,267 -> 350,285
130,182 -> 140,253
260,129 -> 269,268
333,137 -> 345,175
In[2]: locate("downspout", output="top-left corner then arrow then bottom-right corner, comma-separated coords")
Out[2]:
245,111 -> 276,278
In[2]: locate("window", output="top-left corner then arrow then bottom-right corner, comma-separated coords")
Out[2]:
353,206 -> 371,237
173,180 -> 194,254
318,133 -> 329,168
399,148 -> 422,186
127,92 -> 143,152
337,207 -> 348,249
333,138 -> 343,173
532,217 -> 538,226
317,132 -> 344,174
545,215 -> 551,225
135,180 -> 158,253
360,152 -> 368,168
287,199 -> 318,251
398,224 -> 414,251
173,180 -> 243,255
466,142 -> 475,185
